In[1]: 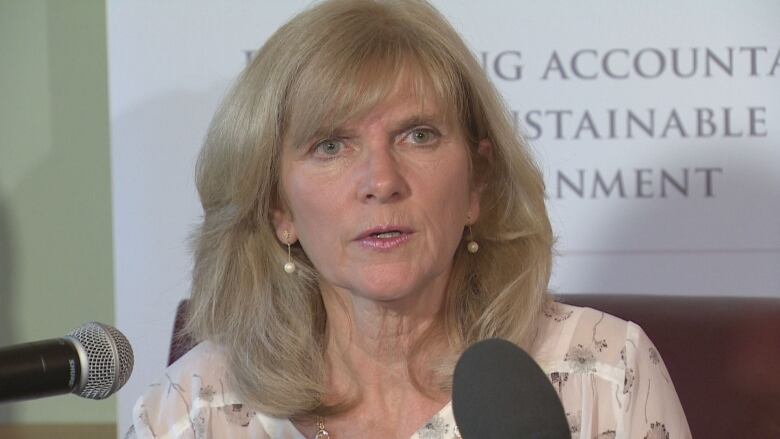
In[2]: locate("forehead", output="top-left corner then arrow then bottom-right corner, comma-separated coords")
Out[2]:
340,78 -> 447,129
283,60 -> 462,148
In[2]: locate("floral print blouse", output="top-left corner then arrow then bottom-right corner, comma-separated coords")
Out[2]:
127,303 -> 691,438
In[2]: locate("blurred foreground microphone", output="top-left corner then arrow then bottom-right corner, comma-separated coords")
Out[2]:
452,338 -> 569,438
0,322 -> 133,403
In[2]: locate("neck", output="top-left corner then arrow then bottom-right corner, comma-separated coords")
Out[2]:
320,279 -> 450,398
298,283 -> 453,438
325,286 -> 443,358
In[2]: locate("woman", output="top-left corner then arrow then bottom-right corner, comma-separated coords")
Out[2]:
129,0 -> 691,438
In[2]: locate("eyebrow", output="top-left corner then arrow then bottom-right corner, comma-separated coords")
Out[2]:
391,115 -> 444,135
311,114 -> 446,143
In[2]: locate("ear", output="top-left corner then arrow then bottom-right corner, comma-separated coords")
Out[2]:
468,138 -> 493,223
271,208 -> 297,244
476,138 -> 493,161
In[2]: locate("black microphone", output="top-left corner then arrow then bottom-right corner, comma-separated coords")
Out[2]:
0,322 -> 134,403
452,338 -> 569,438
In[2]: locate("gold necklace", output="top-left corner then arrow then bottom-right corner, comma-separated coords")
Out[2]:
314,417 -> 330,438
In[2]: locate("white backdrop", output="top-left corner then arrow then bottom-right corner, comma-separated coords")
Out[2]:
107,0 -> 780,434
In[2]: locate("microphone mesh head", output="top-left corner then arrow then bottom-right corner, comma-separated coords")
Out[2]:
68,322 -> 134,400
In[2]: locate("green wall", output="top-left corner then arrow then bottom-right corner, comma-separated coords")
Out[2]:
0,0 -> 115,424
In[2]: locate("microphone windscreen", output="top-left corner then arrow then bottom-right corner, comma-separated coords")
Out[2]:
68,322 -> 134,399
452,338 -> 569,439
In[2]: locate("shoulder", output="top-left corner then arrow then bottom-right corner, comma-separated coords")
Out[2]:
531,301 -> 639,372
164,340 -> 229,379
531,300 -> 665,391
130,342 -> 282,439
137,341 -> 235,412
530,301 -> 691,438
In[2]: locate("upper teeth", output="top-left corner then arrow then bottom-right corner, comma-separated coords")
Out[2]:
376,231 -> 401,239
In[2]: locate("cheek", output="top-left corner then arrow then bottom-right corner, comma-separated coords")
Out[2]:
287,186 -> 326,234
284,174 -> 345,254
428,157 -> 472,212
419,158 -> 473,242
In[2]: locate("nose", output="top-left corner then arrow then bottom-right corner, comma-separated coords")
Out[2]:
356,146 -> 410,203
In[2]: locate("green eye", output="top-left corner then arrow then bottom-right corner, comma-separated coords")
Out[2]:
409,129 -> 436,144
314,139 -> 344,156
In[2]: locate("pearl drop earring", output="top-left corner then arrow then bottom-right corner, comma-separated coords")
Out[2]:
283,231 -> 296,274
466,216 -> 479,254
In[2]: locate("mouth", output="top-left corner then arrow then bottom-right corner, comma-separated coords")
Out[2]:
354,225 -> 415,250
356,226 -> 414,241
374,230 -> 403,239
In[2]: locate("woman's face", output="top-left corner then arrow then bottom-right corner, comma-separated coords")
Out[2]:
275,80 -> 485,305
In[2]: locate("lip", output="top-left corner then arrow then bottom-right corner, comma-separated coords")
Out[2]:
354,225 -> 415,250
355,225 -> 415,241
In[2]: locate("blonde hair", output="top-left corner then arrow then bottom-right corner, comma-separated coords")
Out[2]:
186,0 -> 553,418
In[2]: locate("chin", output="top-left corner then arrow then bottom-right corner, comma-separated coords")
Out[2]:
349,269 -> 441,305
354,281 -> 416,303
321,261 -> 450,306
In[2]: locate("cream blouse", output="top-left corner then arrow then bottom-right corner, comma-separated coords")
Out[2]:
126,303 -> 692,439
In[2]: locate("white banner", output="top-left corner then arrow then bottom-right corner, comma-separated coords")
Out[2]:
108,0 -> 780,434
